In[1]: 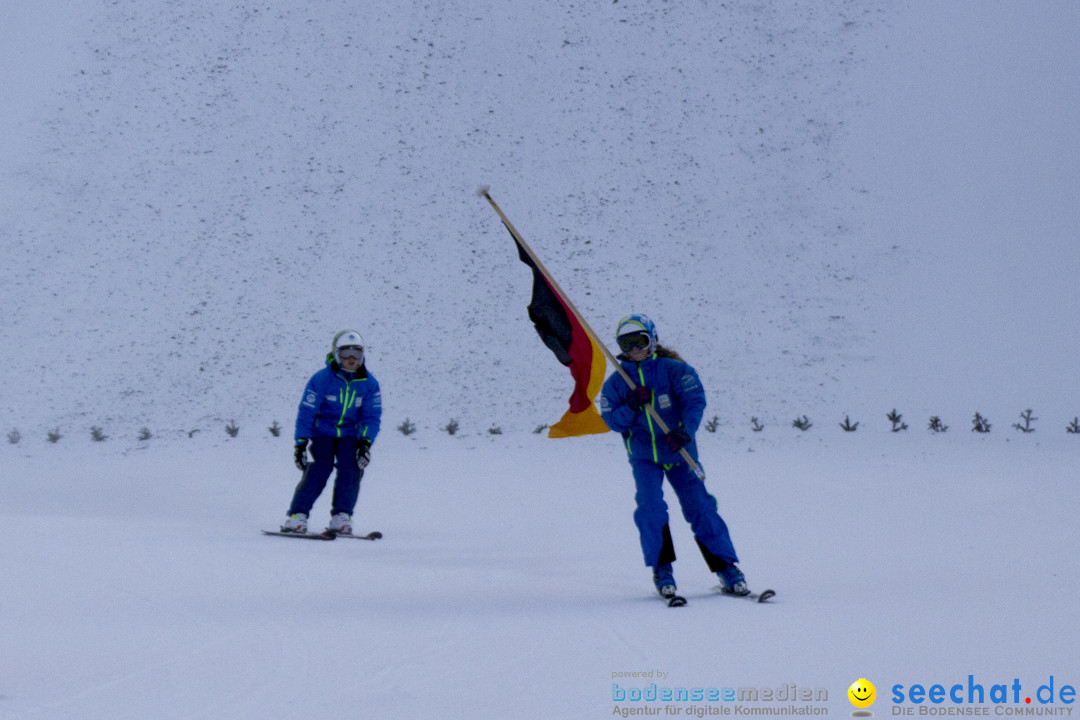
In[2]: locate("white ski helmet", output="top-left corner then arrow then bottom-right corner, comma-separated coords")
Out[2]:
615,314 -> 657,356
332,329 -> 364,365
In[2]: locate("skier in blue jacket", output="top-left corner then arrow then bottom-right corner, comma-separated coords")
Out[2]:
600,314 -> 748,601
281,329 -> 382,535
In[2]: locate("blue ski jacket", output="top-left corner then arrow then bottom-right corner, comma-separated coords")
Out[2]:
294,355 -> 382,444
600,351 -> 706,466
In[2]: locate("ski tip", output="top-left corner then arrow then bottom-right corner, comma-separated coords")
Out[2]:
324,530 -> 383,540
757,589 -> 776,603
667,595 -> 688,607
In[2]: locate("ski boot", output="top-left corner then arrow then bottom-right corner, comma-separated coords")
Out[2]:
328,512 -> 353,535
653,564 -> 686,607
717,563 -> 749,596
281,513 -> 308,533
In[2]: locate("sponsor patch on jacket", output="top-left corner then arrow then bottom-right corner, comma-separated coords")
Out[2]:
680,373 -> 700,392
657,393 -> 672,409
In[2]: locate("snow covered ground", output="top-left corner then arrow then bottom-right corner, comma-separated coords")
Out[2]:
2,0 -> 1079,717
2,430 -> 1077,718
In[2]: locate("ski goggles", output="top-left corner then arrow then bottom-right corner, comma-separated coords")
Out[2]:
617,333 -> 651,353
337,345 -> 364,360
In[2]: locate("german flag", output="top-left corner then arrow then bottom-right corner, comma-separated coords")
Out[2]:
512,233 -> 609,437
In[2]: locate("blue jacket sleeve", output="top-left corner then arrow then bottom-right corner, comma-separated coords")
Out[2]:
295,372 -> 323,442
671,362 -> 706,435
600,373 -> 637,433
358,377 -> 382,443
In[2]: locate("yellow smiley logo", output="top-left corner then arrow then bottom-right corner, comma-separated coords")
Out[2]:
848,679 -> 876,708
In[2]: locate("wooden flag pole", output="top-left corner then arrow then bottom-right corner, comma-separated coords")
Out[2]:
479,187 -> 705,481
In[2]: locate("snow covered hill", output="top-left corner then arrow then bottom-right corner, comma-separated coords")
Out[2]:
7,0 -> 1076,442
1,1 -> 1079,718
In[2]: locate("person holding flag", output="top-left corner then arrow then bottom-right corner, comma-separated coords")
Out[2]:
600,314 -> 748,604
479,189 -> 757,604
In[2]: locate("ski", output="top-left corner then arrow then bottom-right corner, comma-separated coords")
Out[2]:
325,530 -> 382,541
261,529 -> 382,541
262,529 -> 336,540
713,585 -> 776,603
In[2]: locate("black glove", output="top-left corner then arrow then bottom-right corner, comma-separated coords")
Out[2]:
627,386 -> 652,411
294,439 -> 309,470
355,438 -> 372,469
664,429 -> 692,452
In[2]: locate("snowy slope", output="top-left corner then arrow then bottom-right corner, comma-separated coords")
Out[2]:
2,432 -> 1078,719
845,0 -> 1080,421
2,0 -> 1079,718
5,0 -> 901,438
5,1 -> 1077,440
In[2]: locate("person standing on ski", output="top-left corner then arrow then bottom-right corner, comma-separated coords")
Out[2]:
281,329 -> 382,535
600,314 -> 748,602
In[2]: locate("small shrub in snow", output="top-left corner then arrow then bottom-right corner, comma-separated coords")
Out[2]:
1067,418 -> 1080,434
225,421 -> 239,438
443,419 -> 459,436
533,424 -> 549,434
887,409 -> 908,432
488,425 -> 502,435
704,415 -> 720,433
268,420 -> 282,437
397,418 -> 417,436
928,416 -> 949,433
90,426 -> 108,442
971,413 -> 992,433
840,416 -> 859,432
7,429 -> 20,445
1012,409 -> 1036,433
47,428 -> 63,443
750,417 -> 764,432
137,428 -> 152,441
792,415 -> 812,431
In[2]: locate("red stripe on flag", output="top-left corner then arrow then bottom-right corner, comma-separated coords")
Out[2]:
556,291 -> 598,414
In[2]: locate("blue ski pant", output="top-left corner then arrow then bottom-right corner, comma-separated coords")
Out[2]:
630,457 -> 738,571
288,436 -> 365,517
